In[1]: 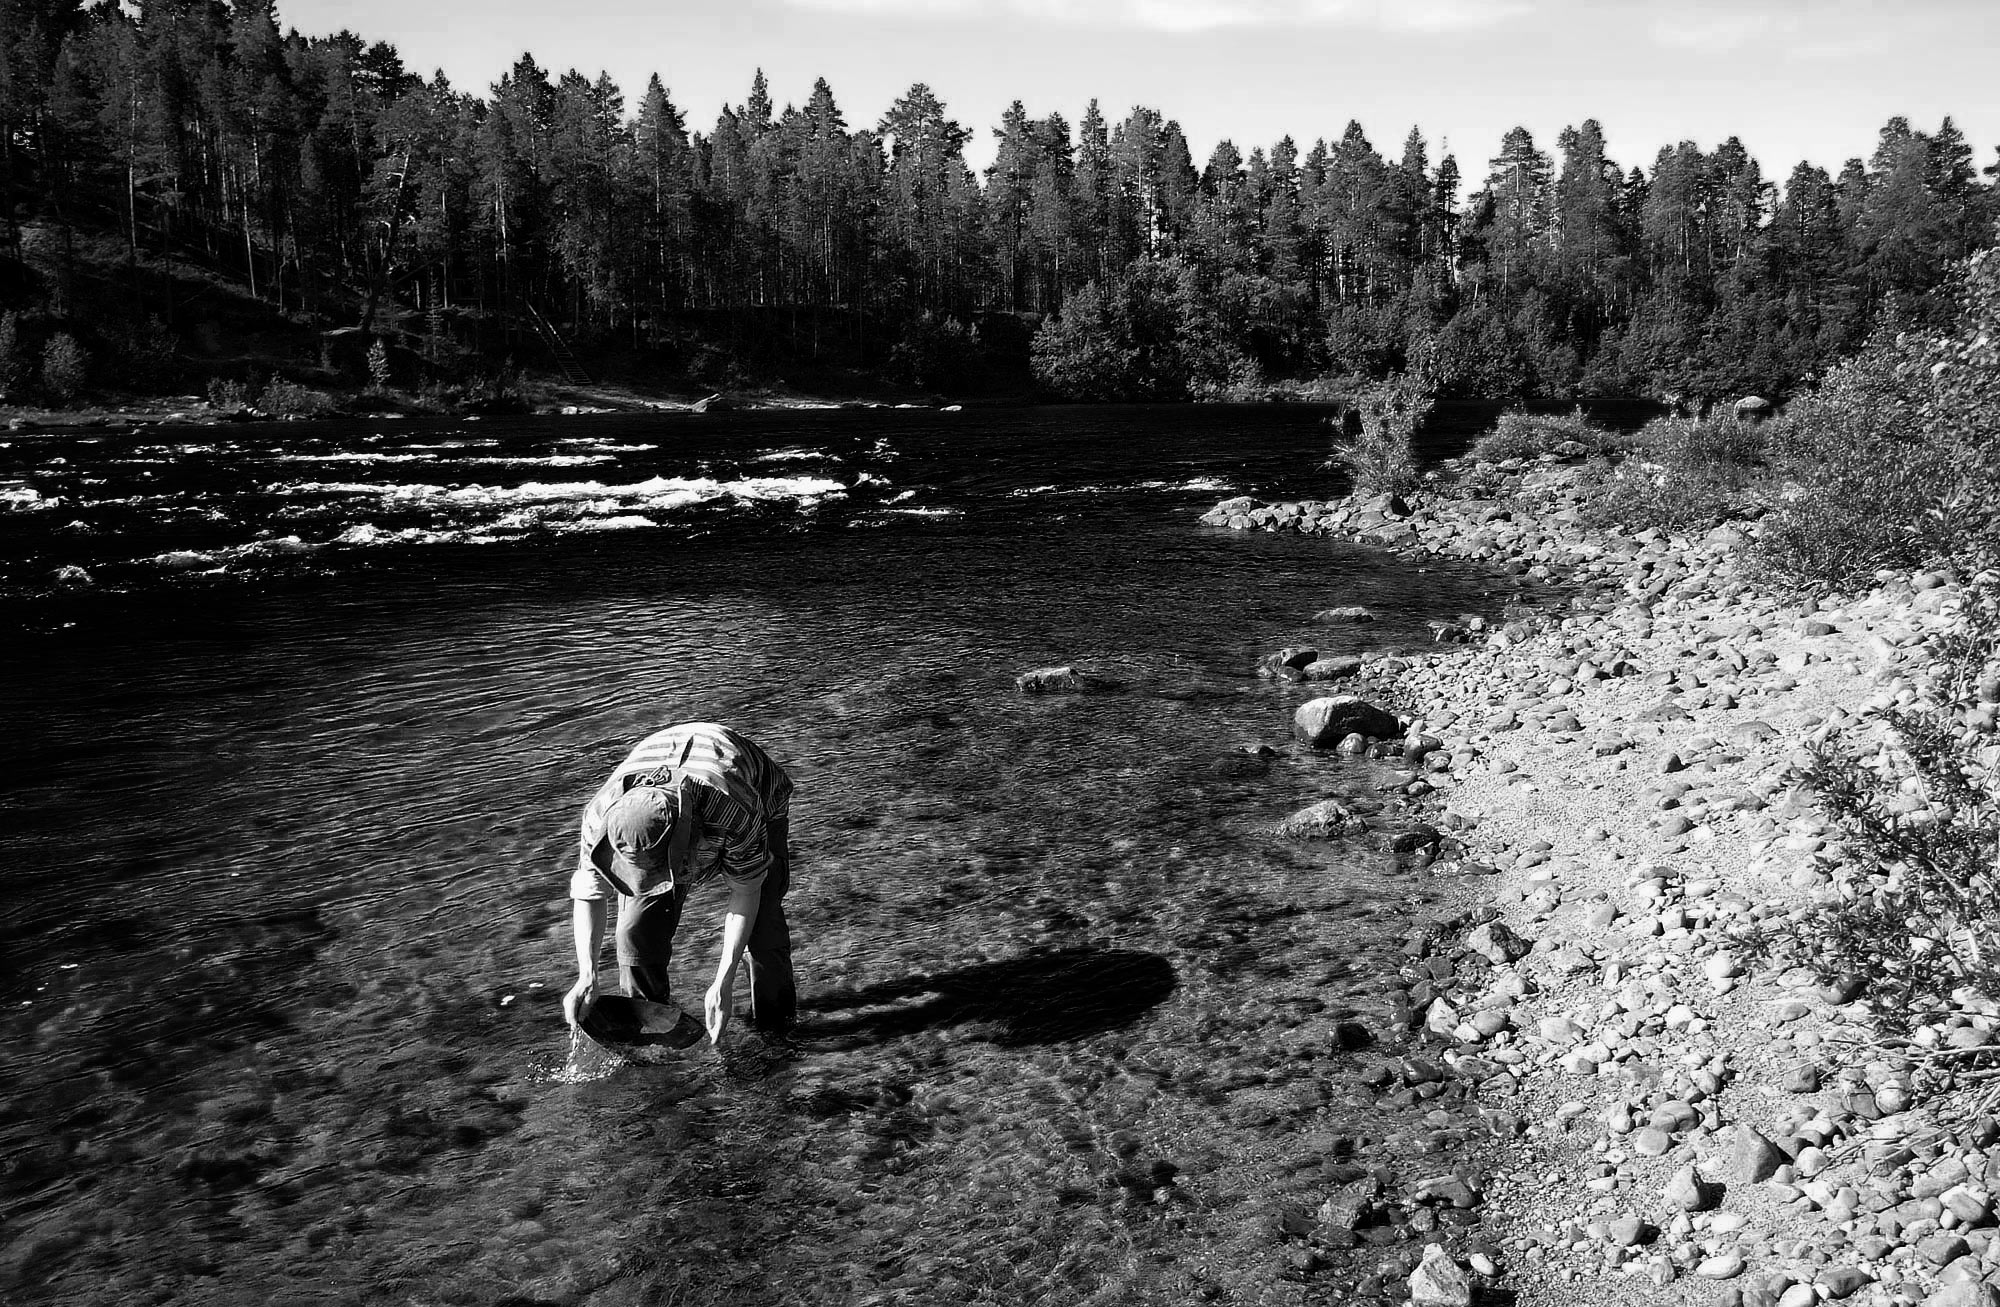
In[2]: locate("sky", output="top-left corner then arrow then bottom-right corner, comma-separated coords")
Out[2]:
276,0 -> 2000,185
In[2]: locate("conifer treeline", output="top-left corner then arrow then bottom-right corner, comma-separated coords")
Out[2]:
2,0 -> 1995,400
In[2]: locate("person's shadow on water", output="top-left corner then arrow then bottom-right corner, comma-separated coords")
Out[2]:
797,946 -> 1177,1048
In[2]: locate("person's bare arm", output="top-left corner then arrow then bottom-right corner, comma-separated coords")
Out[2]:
703,879 -> 762,1044
564,898 -> 608,1027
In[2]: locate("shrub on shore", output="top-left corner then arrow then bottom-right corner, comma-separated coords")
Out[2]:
41,332 -> 88,401
1458,246 -> 1999,582
1773,581 -> 2000,1046
1331,376 -> 1431,497
1756,274 -> 2000,582
258,377 -> 335,418
1636,413 -> 1767,471
1571,415 -> 1766,534
1467,409 -> 1624,463
207,377 -> 250,410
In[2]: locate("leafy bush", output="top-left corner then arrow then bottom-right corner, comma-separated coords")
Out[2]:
1574,457 -> 1760,534
1031,281 -> 1139,400
1757,249 -> 2000,584
366,337 -> 392,391
1759,439 -> 1976,584
1621,414 -> 1766,470
41,332 -> 88,401
1772,581 -> 2000,1036
207,377 -> 250,410
1567,413 -> 1766,534
1468,409 -> 1623,462
1331,375 -> 1432,497
1670,415 -> 1766,469
258,377 -> 334,417
1031,259 -> 1251,401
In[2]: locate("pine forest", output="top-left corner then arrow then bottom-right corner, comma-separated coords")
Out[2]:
2,0 -> 1996,405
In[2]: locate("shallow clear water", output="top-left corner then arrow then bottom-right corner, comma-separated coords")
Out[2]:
1,405 -> 1553,1305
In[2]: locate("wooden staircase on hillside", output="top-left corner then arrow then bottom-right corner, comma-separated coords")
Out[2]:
526,303 -> 591,387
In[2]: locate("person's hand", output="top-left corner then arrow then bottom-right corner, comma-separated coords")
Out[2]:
703,976 -> 732,1045
563,972 -> 597,1028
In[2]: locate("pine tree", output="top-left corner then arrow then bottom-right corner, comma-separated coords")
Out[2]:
1478,125 -> 1551,292
880,82 -> 974,313
986,100 -> 1036,310
1071,99 -> 1113,289
1025,111 -> 1073,312
1552,119 -> 1621,295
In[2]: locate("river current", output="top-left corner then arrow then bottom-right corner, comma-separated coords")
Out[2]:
1,403 -> 1566,1305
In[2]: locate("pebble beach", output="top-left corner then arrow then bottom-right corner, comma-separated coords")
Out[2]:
1203,453 -> 2000,1307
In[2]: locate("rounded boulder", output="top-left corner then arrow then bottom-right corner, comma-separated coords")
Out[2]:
1293,695 -> 1400,748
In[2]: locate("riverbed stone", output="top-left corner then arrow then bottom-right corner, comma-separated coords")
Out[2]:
1408,1244 -> 1472,1307
1920,1233 -> 1972,1266
1015,665 -> 1103,693
1665,1165 -> 1718,1212
1302,656 -> 1363,682
1633,1127 -> 1673,1156
1697,1253 -> 1746,1279
1294,695 -> 1401,748
1257,647 -> 1319,678
1276,800 -> 1369,839
1733,1125 -> 1787,1182
1464,921 -> 1530,964
1817,1267 -> 1873,1299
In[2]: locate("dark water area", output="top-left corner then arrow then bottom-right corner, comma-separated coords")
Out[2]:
0,404 -> 1601,1305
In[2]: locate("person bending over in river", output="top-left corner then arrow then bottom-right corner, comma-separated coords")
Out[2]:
563,722 -> 796,1044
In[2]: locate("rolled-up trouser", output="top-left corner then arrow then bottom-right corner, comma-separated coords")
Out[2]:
614,818 -> 796,1029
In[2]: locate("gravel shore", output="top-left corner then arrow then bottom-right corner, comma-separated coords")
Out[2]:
1205,456 -> 1998,1307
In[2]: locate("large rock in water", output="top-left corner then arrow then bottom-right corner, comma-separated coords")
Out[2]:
1276,799 -> 1368,839
1301,656 -> 1363,682
1256,647 -> 1319,679
1293,695 -> 1400,747
1015,665 -> 1106,694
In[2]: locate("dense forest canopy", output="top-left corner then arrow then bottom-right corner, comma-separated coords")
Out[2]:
1,0 -> 1996,402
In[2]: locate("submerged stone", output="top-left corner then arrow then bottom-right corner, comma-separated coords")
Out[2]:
1276,800 -> 1369,840
1015,665 -> 1107,694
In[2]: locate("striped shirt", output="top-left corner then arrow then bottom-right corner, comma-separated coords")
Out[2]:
570,723 -> 793,902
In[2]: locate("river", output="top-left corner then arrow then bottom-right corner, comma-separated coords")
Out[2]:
1,403 -> 1574,1305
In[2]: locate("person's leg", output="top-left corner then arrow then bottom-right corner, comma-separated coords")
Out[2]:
744,817 -> 796,1030
616,885 -> 686,1002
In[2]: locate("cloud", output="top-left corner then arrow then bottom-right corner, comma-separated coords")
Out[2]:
1641,0 -> 1895,54
1646,10 -> 1777,49
782,0 -> 1536,35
